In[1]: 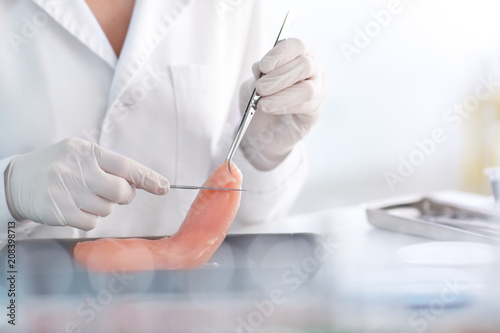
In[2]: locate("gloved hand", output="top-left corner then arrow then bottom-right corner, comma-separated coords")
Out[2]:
4,138 -> 169,231
239,38 -> 327,170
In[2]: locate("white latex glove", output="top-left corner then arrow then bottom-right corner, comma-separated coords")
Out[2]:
240,38 -> 327,170
4,138 -> 169,231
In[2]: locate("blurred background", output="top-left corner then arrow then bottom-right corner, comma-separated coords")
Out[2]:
260,0 -> 500,214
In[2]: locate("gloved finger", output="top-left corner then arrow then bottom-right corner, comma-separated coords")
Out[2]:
86,170 -> 136,205
259,38 -> 307,74
64,208 -> 99,231
92,144 -> 169,195
60,171 -> 117,217
239,77 -> 257,115
258,79 -> 325,116
252,62 -> 261,80
75,194 -> 115,218
256,55 -> 318,96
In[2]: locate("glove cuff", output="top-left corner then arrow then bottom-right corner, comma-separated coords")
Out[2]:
4,156 -> 26,222
241,144 -> 292,171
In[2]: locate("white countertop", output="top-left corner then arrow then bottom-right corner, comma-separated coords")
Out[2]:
231,193 -> 500,332
5,192 -> 500,333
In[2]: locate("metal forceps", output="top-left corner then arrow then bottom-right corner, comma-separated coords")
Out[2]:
169,185 -> 244,191
225,10 -> 296,173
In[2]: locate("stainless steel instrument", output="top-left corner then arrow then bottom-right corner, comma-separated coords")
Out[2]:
170,185 -> 244,191
367,194 -> 500,243
225,10 -> 296,173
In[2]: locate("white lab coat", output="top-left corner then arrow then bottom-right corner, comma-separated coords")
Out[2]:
0,0 -> 307,243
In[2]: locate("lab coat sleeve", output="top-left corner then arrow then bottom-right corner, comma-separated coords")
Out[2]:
235,142 -> 308,224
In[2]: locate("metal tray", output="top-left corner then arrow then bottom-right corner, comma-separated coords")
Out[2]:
0,233 -> 324,296
367,196 -> 500,243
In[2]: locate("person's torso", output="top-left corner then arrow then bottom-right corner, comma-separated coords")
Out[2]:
0,0 -> 264,238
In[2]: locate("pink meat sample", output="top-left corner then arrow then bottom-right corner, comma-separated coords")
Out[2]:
73,161 -> 242,271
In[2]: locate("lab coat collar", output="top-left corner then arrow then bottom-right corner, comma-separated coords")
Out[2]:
107,0 -> 194,109
30,0 -> 194,109
30,0 -> 118,68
